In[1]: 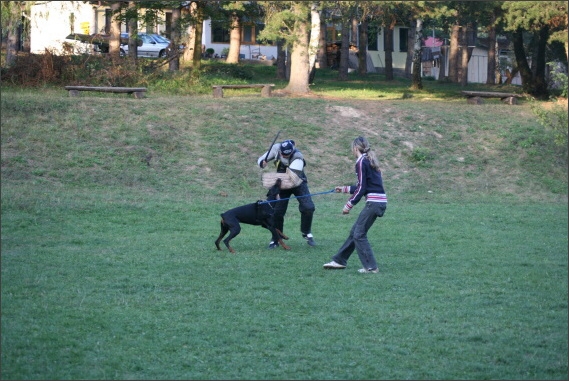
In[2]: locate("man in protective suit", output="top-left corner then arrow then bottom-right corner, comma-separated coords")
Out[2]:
258,140 -> 316,248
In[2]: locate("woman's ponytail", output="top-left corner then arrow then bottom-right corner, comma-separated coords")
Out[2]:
352,136 -> 381,171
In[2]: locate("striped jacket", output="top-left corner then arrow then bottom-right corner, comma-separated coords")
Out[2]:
341,154 -> 387,212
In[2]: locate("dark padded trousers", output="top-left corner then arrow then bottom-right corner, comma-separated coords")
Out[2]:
273,181 -> 315,236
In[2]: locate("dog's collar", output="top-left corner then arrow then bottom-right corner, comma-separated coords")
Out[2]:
258,200 -> 275,209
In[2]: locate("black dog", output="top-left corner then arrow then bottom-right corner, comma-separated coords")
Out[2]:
215,179 -> 290,253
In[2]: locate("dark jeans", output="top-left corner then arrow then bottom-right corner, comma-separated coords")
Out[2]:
273,182 -> 315,236
332,202 -> 386,269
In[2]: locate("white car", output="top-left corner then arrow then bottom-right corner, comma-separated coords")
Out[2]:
120,33 -> 171,58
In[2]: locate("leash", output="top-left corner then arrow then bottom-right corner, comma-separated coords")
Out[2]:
259,189 -> 336,204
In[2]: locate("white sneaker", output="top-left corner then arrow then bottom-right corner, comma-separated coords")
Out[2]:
323,261 -> 346,269
358,268 -> 379,274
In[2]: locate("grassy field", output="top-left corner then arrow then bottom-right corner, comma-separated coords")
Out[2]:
1,66 -> 567,379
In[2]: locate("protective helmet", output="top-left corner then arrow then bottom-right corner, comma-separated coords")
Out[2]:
280,140 -> 295,156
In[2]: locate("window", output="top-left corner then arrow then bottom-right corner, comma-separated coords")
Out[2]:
211,21 -> 269,45
243,24 -> 253,43
255,23 -> 267,43
367,24 -> 380,51
399,28 -> 408,52
211,21 -> 230,43
325,22 -> 342,42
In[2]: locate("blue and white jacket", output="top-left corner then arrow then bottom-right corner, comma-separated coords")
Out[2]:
341,154 -> 387,212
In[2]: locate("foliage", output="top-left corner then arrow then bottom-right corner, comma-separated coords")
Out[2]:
527,62 -> 569,154
0,51 -> 265,89
547,61 -> 569,98
501,1 -> 568,35
256,1 -> 297,45
0,50 -> 149,87
1,1 -> 28,38
409,147 -> 434,166
200,61 -> 254,80
530,100 -> 568,153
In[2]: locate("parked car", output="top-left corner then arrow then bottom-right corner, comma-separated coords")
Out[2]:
120,33 -> 172,58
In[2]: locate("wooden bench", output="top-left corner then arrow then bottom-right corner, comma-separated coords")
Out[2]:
461,91 -> 523,105
212,84 -> 275,98
65,86 -> 147,99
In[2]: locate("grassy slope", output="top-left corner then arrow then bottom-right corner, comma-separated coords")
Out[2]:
1,82 -> 567,203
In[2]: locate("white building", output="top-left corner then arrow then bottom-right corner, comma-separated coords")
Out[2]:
29,1 -> 95,54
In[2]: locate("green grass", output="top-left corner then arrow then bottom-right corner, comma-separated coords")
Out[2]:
1,188 -> 567,379
1,68 -> 567,379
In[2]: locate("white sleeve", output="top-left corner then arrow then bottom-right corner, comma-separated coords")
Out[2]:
257,144 -> 280,166
289,158 -> 304,171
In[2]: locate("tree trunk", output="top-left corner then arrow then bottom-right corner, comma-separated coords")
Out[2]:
191,3 -> 204,70
533,25 -> 550,98
460,25 -> 469,86
127,2 -> 138,61
226,12 -> 241,63
529,32 -> 539,75
351,17 -> 358,46
448,24 -> 460,83
276,39 -> 287,80
338,20 -> 350,81
308,2 -> 321,84
486,22 -> 496,85
5,16 -> 18,67
183,2 -> 203,68
438,45 -> 447,82
284,10 -> 310,94
405,17 -> 415,78
411,18 -> 423,90
358,18 -> 368,75
512,28 -> 536,95
183,24 -> 194,62
504,67 -> 519,85
317,18 -> 327,69
3,2 -> 25,68
168,7 -> 181,71
109,2 -> 122,59
182,4 -> 193,62
384,25 -> 394,80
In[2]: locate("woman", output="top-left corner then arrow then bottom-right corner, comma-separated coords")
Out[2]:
323,136 -> 387,273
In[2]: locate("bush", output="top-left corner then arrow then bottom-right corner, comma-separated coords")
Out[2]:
200,61 -> 254,80
0,51 -> 259,91
0,50 -> 71,86
530,99 -> 568,154
0,50 -> 163,87
409,147 -> 434,166
547,62 -> 568,98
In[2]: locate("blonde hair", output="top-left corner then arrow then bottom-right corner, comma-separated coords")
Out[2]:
352,136 -> 381,171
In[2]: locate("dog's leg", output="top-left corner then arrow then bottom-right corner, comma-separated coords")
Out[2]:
215,219 -> 229,251
223,225 -> 241,254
